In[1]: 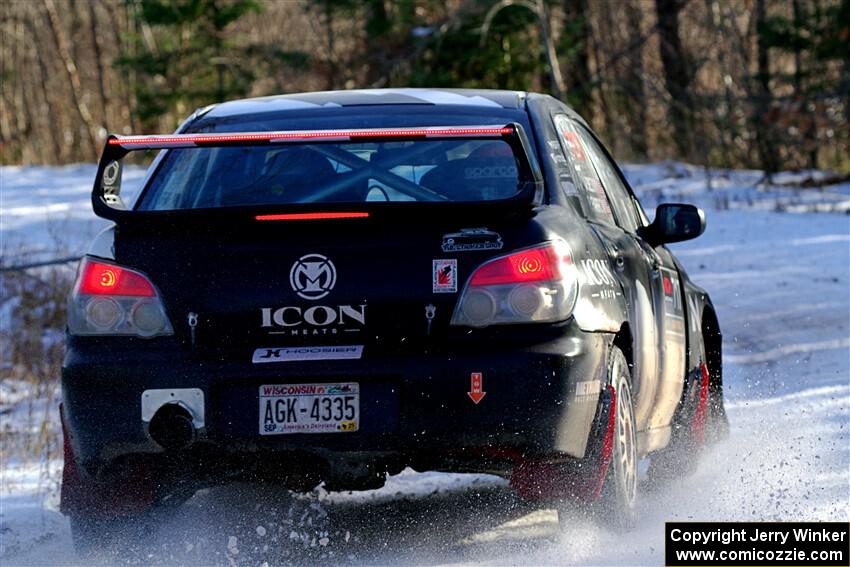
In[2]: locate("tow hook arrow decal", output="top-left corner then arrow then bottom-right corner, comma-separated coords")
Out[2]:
468,372 -> 486,404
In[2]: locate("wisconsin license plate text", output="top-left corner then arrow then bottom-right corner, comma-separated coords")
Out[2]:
259,383 -> 359,434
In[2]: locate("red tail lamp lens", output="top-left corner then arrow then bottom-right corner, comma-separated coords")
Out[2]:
79,260 -> 156,297
469,245 -> 565,286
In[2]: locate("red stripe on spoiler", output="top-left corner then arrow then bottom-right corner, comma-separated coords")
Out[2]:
255,212 -> 369,221
108,126 -> 514,147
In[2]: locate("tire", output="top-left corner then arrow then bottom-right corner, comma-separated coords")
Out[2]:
593,345 -> 638,530
646,335 -> 713,486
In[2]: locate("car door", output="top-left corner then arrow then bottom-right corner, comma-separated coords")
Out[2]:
552,113 -> 675,441
569,120 -> 687,442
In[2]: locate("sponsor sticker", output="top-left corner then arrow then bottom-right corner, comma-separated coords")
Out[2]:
289,253 -> 336,300
432,259 -> 457,293
260,304 -> 367,336
441,228 -> 503,253
468,371 -> 486,404
252,345 -> 363,363
578,258 -> 621,299
660,267 -> 685,338
575,380 -> 600,399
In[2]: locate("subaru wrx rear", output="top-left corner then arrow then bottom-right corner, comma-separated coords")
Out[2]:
61,88 -> 725,552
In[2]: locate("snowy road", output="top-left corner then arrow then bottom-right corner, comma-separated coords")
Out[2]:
1,166 -> 848,565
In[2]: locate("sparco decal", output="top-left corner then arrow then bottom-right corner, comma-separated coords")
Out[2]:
261,305 -> 366,336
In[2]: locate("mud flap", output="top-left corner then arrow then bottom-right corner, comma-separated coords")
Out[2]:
510,384 -> 616,502
60,404 -> 155,518
691,363 -> 710,447
669,362 -> 710,451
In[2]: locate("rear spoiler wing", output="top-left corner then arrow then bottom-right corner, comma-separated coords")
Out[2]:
93,123 -> 544,223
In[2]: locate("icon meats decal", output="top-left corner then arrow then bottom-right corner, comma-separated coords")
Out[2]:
578,258 -> 621,299
261,305 -> 366,335
264,253 -> 367,335
441,228 -> 503,252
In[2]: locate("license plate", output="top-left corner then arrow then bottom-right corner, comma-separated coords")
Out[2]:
259,383 -> 359,435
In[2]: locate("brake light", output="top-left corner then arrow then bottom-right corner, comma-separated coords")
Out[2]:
451,242 -> 579,328
68,257 -> 173,338
108,126 -> 515,148
469,246 -> 563,286
79,260 -> 156,296
255,212 -> 369,221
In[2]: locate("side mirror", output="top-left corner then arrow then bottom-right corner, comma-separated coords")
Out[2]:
642,203 -> 705,246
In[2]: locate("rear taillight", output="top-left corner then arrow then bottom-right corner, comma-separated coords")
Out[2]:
68,257 -> 173,338
450,241 -> 578,328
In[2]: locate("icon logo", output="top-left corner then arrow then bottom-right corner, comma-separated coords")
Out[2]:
290,254 -> 337,300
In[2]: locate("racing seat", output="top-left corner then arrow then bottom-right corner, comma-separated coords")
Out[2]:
218,147 -> 355,205
419,143 -> 519,201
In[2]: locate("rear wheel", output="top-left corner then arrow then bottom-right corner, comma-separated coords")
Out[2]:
552,345 -> 637,531
61,413 -> 165,557
592,345 -> 637,530
67,486 -> 189,558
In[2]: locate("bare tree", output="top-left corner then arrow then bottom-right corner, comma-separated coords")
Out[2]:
43,0 -> 98,159
561,0 -> 591,114
622,0 -> 648,158
753,0 -> 779,176
655,0 -> 694,160
87,0 -> 109,132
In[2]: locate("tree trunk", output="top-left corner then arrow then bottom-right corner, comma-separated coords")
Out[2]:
562,0 -> 591,113
704,0 -> 737,166
0,4 -> 12,155
324,2 -> 337,91
589,26 -> 615,139
22,5 -> 64,163
753,0 -> 779,175
13,16 -> 32,164
364,0 -> 390,86
654,0 -> 693,160
623,0 -> 648,158
43,0 -> 98,160
102,0 -> 137,133
791,0 -> 817,169
88,0 -> 109,132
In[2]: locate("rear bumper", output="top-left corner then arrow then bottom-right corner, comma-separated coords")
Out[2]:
62,323 -> 611,479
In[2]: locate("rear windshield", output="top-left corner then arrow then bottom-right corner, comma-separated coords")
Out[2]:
136,139 -> 523,210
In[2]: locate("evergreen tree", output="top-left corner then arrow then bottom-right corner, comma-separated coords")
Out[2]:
116,0 -> 261,130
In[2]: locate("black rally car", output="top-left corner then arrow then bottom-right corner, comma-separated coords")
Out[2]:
61,89 -> 726,545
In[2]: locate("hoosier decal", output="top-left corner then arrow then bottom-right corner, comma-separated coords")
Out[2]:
253,345 -> 364,363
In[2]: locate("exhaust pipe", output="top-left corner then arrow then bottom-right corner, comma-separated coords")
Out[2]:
148,403 -> 196,451
141,388 -> 204,451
